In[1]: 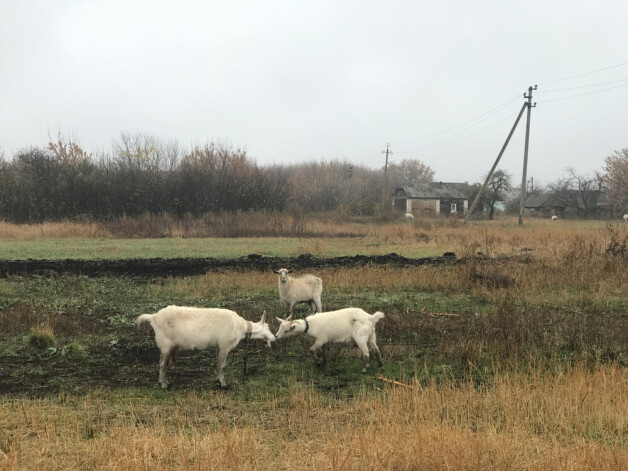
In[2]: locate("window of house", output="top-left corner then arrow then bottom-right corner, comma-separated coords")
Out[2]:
451,203 -> 457,213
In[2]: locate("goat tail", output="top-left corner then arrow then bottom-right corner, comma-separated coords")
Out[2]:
136,313 -> 154,328
371,311 -> 385,324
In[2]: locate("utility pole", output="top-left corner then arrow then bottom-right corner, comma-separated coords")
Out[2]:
464,101 -> 528,223
518,85 -> 537,225
382,143 -> 392,202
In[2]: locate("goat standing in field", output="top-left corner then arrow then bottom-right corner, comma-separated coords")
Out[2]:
275,307 -> 384,373
136,306 -> 275,389
273,268 -> 323,316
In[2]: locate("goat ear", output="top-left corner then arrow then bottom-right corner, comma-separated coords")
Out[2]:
260,311 -> 266,323
272,270 -> 280,274
276,316 -> 286,324
287,269 -> 293,274
286,314 -> 293,321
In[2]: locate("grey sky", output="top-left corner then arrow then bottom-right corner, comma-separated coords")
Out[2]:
1,1 -> 627,187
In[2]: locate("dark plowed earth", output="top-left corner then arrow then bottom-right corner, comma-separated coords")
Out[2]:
0,253 -> 461,278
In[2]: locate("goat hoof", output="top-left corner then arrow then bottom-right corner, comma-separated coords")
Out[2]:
160,383 -> 169,389
362,368 -> 368,374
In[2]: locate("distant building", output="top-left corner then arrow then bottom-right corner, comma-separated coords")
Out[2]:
392,182 -> 473,216
524,194 -> 568,216
524,191 -> 609,217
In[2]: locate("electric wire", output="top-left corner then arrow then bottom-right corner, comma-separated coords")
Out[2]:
393,93 -> 521,145
537,83 -> 628,103
537,60 -> 628,86
395,110 -> 521,155
537,78 -> 628,93
389,60 -> 628,158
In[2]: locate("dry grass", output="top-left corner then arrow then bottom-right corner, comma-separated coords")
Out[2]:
2,215 -> 627,265
0,220 -> 106,239
0,213 -> 622,248
1,364 -> 626,470
26,325 -> 56,348
158,237 -> 628,305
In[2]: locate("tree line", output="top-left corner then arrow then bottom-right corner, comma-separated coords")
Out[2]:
2,133 -> 625,223
0,134 -> 435,223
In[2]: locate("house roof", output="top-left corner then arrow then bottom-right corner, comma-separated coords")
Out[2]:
393,182 -> 471,200
525,191 -> 610,209
524,194 -> 558,208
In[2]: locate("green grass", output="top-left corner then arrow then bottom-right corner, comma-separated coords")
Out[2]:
1,268 -> 626,398
0,237 -> 445,260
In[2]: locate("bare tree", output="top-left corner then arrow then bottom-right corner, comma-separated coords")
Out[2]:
467,170 -> 512,220
387,158 -> 435,188
547,168 -> 605,218
604,148 -> 628,217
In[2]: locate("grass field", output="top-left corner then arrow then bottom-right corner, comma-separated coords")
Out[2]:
0,217 -> 623,260
0,236 -> 446,260
0,218 -> 627,469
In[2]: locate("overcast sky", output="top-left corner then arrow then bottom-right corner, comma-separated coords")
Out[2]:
1,1 -> 627,186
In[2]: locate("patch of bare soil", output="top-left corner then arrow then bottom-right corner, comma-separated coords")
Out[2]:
0,253 -> 461,278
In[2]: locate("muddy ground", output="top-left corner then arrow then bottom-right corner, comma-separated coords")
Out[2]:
0,252 -> 461,277
0,252 -> 539,397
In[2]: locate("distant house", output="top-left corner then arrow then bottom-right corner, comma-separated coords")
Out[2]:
524,191 -> 609,217
524,194 -> 567,216
392,182 -> 472,216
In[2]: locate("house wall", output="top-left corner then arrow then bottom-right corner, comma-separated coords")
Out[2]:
409,199 -> 440,214
439,198 -> 467,215
393,197 -> 467,216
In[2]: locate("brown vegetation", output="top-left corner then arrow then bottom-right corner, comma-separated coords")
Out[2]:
0,364 -> 625,470
1,219 -> 627,470
1,215 -> 625,260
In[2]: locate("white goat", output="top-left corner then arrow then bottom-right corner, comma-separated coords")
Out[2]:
275,307 -> 384,373
551,215 -> 559,221
273,268 -> 322,316
623,214 -> 628,222
404,212 -> 414,219
136,306 -> 275,389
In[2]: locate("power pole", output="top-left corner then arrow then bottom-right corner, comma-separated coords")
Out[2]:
382,143 -> 393,202
464,101 -> 528,223
518,85 -> 537,225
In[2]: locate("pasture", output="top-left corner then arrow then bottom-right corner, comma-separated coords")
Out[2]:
0,218 -> 627,469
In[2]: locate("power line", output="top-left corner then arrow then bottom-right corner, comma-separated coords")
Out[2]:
538,60 -> 628,86
537,77 -> 628,93
537,83 -> 628,103
393,93 -> 521,145
391,61 -> 628,152
395,110 -> 521,155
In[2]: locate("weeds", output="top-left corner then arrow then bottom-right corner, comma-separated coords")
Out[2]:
606,223 -> 628,259
0,364 -> 626,470
27,326 -> 56,348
